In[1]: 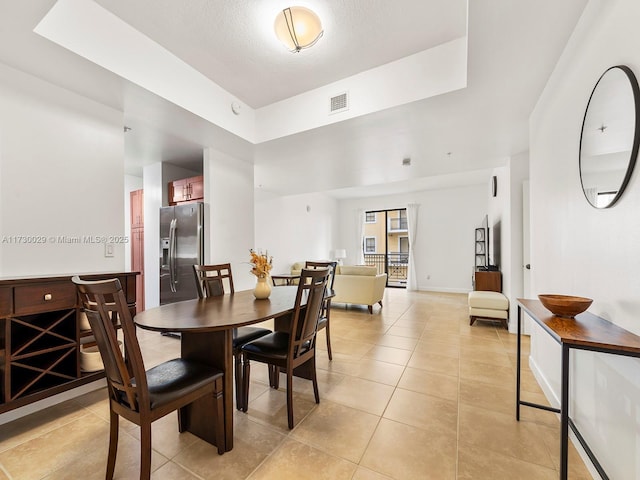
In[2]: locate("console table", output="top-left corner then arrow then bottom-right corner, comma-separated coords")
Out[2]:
516,299 -> 640,480
0,272 -> 138,414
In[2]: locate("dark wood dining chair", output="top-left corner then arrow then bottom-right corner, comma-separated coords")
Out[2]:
240,267 -> 330,429
305,260 -> 337,360
72,276 -> 225,480
192,264 -> 271,411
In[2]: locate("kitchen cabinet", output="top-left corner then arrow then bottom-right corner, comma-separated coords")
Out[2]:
131,228 -> 144,312
168,175 -> 203,205
130,189 -> 144,228
130,189 -> 144,312
0,272 -> 137,414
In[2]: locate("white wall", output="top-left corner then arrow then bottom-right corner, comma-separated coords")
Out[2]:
487,154 -> 530,332
337,183 -> 487,292
529,0 -> 640,477
254,190 -> 339,273
0,63 -> 125,276
203,148 -> 255,292
143,162 -> 162,308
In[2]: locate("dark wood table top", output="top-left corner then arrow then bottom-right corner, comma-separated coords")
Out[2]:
517,298 -> 640,355
135,286 -> 299,333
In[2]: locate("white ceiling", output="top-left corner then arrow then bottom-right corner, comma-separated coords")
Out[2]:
0,0 -> 589,198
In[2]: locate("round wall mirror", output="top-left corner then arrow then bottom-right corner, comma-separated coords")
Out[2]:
579,65 -> 640,208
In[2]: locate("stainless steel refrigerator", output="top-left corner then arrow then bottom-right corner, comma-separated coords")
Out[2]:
159,202 -> 204,305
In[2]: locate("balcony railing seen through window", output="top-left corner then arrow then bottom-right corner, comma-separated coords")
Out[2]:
364,253 -> 408,287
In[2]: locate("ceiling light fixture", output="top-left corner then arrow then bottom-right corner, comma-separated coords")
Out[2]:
274,6 -> 323,53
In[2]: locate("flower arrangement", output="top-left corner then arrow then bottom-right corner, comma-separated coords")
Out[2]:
249,249 -> 273,278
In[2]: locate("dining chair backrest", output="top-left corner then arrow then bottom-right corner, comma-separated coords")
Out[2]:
193,264 -> 234,299
72,276 -> 147,412
289,267 -> 330,358
305,260 -> 337,291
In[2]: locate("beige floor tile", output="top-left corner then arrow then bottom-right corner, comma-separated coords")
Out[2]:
362,345 -> 413,366
351,358 -> 405,386
459,378 -> 515,415
413,339 -> 460,358
151,461 -> 202,479
1,413 -> 168,480
383,388 -> 457,436
123,410 -> 200,459
291,400 -> 379,463
0,466 -> 9,480
175,440 -> 270,480
244,388 -> 318,432
457,443 -> 558,480
460,345 -> 511,368
417,331 -> 461,346
360,418 -> 456,480
248,437 -> 357,480
458,404 -> 555,469
351,467 -> 394,479
397,367 -> 459,402
0,398 -> 93,453
373,334 -> 418,351
407,350 -> 460,377
459,360 -> 514,388
322,376 -> 394,416
324,336 -> 375,358
385,325 -> 424,339
538,424 -> 595,479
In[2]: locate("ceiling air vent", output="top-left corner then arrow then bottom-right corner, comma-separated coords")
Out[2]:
329,92 -> 349,114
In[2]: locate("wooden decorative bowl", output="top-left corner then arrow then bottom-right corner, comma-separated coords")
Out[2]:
538,294 -> 593,318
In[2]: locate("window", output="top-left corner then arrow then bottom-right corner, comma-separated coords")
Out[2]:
365,212 -> 376,223
364,237 -> 376,253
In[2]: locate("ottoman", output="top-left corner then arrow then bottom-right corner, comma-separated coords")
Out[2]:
468,291 -> 509,329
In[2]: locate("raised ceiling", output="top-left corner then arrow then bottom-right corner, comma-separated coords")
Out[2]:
0,0 -> 589,198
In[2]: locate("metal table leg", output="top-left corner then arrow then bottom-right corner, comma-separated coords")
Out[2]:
560,344 -> 570,480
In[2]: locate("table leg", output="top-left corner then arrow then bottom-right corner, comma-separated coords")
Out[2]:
560,344 -> 570,480
180,330 -> 234,451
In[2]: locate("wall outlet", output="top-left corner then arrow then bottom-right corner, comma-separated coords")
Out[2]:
104,243 -> 114,257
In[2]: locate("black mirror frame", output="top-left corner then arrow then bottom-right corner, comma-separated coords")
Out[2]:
579,65 -> 640,209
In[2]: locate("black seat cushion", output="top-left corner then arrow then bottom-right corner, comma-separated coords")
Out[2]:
233,326 -> 271,348
317,316 -> 328,330
144,358 -> 223,410
241,331 -> 290,360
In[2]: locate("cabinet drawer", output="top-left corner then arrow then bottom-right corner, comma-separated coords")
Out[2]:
14,283 -> 77,315
0,288 -> 12,317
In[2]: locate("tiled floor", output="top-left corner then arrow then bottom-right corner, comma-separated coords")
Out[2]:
0,290 -> 593,479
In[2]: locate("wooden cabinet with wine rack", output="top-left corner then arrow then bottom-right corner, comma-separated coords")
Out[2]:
0,272 -> 137,414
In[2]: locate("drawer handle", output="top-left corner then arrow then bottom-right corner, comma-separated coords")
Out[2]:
44,293 -> 52,301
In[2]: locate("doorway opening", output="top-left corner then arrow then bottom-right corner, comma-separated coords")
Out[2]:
363,208 -> 408,288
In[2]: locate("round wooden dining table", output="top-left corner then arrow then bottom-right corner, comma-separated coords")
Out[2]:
134,286 -> 299,452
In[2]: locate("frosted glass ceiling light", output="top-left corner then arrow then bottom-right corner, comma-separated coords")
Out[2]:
274,6 -> 323,53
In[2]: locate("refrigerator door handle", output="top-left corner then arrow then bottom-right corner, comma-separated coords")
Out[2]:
169,218 -> 177,293
196,207 -> 203,266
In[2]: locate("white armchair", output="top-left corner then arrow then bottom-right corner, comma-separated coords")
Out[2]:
332,265 -> 387,314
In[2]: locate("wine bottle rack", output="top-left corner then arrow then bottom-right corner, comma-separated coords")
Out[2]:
9,309 -> 77,401
0,272 -> 137,414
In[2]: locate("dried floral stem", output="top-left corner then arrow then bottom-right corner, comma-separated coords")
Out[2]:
249,249 -> 273,278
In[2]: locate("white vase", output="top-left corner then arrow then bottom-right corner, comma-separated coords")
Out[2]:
253,275 -> 272,299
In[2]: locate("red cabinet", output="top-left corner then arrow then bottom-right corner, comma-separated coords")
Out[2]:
130,189 -> 144,312
168,175 -> 203,205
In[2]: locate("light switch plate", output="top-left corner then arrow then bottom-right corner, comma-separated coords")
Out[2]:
104,243 -> 114,257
